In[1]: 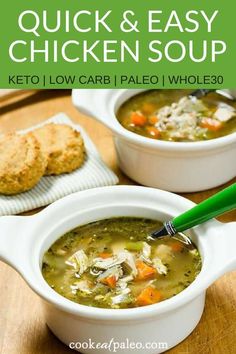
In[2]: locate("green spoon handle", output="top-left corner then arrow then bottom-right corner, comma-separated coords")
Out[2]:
172,183 -> 236,232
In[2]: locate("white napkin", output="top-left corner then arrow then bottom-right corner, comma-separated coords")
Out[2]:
0,113 -> 118,215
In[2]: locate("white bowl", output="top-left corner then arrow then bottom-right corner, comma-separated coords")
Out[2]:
72,89 -> 236,192
0,186 -> 236,353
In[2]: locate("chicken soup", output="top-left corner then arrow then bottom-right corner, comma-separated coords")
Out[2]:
117,90 -> 236,142
42,217 -> 201,309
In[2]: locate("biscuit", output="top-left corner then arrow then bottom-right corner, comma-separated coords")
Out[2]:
0,133 -> 47,195
33,124 -> 85,175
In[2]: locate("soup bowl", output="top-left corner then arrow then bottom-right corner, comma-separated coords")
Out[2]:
0,186 -> 236,353
72,89 -> 236,192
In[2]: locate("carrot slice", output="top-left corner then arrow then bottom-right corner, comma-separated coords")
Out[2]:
131,112 -> 147,126
149,116 -> 158,125
101,275 -> 117,288
135,260 -> 157,280
170,241 -> 184,252
142,103 -> 156,115
136,286 -> 162,306
146,126 -> 160,138
200,118 -> 223,131
99,252 -> 113,259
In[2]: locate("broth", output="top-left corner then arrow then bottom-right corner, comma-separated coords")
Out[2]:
117,90 -> 236,142
42,217 -> 202,309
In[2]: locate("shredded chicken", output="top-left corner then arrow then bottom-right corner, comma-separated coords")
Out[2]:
154,96 -> 235,141
70,280 -> 92,294
155,97 -> 207,140
93,251 -> 137,284
153,257 -> 168,275
97,265 -> 123,282
117,275 -> 134,289
142,242 -> 151,259
119,250 -> 138,276
65,250 -> 89,276
155,244 -> 173,263
92,254 -> 125,270
111,288 -> 131,305
213,107 -> 235,122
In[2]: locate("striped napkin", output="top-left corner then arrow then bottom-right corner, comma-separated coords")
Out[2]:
0,113 -> 118,216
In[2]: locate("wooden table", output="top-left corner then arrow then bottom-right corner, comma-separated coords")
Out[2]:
0,90 -> 235,354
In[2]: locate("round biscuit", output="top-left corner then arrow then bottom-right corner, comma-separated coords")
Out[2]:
0,132 -> 47,195
33,124 -> 85,175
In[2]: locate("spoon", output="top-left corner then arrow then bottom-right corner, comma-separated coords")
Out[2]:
150,183 -> 236,240
189,89 -> 236,101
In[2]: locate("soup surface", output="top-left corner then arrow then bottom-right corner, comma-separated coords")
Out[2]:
42,217 -> 202,309
117,90 -> 236,142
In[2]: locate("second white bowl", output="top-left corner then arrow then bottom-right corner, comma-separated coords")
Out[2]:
72,89 -> 236,192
